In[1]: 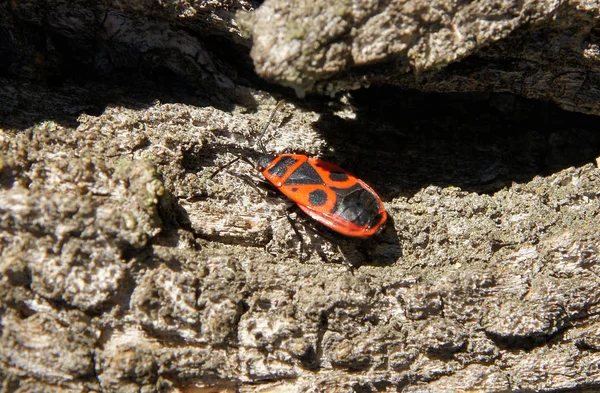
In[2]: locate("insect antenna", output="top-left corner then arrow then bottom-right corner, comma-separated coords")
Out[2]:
257,100 -> 284,155
209,155 -> 256,179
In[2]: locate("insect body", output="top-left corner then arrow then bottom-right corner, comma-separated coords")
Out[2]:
213,101 -> 387,239
257,153 -> 387,238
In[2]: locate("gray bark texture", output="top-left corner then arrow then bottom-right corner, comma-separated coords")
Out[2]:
1,1 -> 600,393
245,0 -> 600,115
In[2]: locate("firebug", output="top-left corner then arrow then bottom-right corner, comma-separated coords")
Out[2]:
215,101 -> 387,238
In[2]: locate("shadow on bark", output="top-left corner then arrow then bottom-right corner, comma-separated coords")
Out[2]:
310,87 -> 600,196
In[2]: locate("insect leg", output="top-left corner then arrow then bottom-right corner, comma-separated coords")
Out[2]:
336,244 -> 354,273
227,172 -> 265,196
297,220 -> 355,270
285,206 -> 309,262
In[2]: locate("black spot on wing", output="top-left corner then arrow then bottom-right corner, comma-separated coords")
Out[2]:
284,162 -> 324,185
309,189 -> 328,206
268,156 -> 297,177
329,171 -> 349,181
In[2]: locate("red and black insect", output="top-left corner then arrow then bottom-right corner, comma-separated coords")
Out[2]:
216,102 -> 387,238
